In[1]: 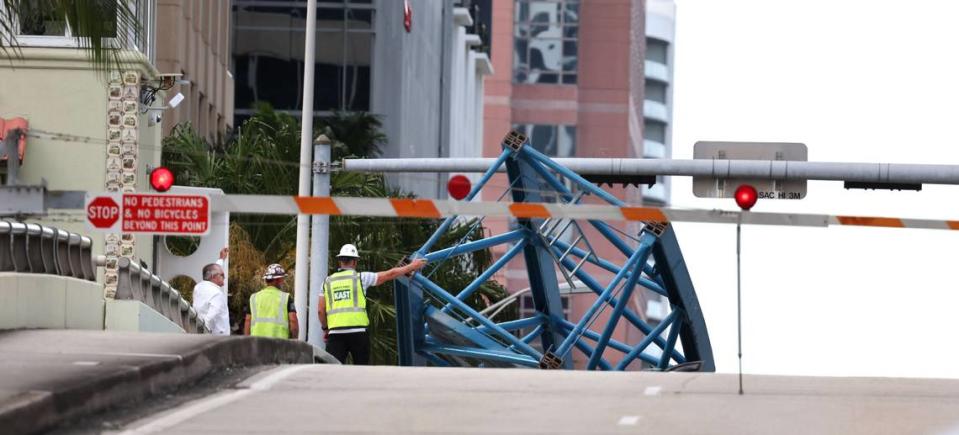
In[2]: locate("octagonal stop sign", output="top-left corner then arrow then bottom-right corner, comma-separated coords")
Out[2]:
87,196 -> 121,229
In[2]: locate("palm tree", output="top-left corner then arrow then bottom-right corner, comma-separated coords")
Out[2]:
0,0 -> 141,72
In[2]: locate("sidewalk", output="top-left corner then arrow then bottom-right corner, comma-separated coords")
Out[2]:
0,329 -> 326,434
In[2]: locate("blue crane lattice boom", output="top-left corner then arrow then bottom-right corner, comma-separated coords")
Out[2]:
394,131 -> 714,371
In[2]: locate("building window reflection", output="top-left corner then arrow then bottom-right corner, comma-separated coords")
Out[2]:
232,0 -> 374,121
513,0 -> 579,85
644,119 -> 666,144
512,124 -> 576,157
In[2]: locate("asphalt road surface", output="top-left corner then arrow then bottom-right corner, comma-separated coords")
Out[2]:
110,365 -> 959,435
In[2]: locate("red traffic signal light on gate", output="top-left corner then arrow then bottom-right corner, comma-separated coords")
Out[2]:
734,184 -> 758,211
447,175 -> 471,200
150,166 -> 175,192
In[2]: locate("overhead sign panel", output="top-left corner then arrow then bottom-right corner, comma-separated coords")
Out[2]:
693,141 -> 808,199
85,193 -> 210,235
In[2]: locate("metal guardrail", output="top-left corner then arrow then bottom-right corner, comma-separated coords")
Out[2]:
116,257 -> 206,334
0,221 -> 95,280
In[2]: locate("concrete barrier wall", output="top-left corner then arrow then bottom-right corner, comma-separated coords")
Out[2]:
115,257 -> 205,333
0,273 -> 185,333
0,272 -> 103,330
105,300 -> 185,333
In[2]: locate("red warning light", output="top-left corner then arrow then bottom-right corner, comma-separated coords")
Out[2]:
150,166 -> 175,192
734,185 -> 758,211
447,175 -> 471,200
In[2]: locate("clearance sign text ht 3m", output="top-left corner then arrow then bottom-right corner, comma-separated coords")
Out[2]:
85,193 -> 211,235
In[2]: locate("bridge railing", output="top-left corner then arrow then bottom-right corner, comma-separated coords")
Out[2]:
0,220 -> 205,334
115,257 -> 206,333
0,221 -> 96,280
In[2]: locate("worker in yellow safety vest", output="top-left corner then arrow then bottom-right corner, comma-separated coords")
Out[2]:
319,243 -> 427,364
244,263 -> 299,339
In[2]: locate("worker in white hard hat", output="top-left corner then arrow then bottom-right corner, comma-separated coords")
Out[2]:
319,243 -> 427,364
244,263 -> 299,339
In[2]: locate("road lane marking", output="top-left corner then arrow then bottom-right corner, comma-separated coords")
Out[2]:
117,364 -> 312,434
618,415 -> 641,426
644,386 -> 661,396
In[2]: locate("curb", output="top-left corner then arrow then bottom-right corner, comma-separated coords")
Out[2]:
0,336 -> 319,435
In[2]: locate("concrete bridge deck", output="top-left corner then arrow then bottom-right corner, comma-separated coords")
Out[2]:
0,329 -> 321,434
3,329 -> 957,434
118,364 -> 959,434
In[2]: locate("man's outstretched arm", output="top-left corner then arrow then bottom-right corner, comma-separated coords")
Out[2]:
374,258 -> 428,286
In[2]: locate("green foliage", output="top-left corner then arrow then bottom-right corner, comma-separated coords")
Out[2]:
163,105 -> 513,364
319,111 -> 386,161
0,0 -> 142,74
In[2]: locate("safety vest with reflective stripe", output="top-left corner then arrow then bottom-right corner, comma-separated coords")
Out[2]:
324,270 -> 369,329
249,286 -> 290,338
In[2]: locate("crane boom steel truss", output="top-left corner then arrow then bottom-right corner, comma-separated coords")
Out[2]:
394,131 -> 714,371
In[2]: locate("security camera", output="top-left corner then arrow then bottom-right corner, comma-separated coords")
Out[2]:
149,111 -> 162,126
168,92 -> 185,108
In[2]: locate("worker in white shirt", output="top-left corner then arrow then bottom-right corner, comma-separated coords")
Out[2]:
192,247 -> 230,335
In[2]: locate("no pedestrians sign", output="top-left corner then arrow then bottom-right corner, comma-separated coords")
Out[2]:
85,193 -> 210,235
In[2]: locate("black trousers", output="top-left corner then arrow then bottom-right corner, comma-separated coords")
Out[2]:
326,331 -> 370,365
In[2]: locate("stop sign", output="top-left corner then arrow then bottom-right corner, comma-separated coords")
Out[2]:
87,196 -> 120,229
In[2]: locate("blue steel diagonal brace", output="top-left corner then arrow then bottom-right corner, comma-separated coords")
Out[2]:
519,145 -> 711,369
504,146 -> 571,368
394,130 -> 713,371
587,234 -> 657,369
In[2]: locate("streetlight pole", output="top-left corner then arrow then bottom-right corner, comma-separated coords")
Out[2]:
293,0 -> 318,340
308,135 -> 331,346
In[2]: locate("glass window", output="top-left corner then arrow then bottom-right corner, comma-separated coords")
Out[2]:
14,0 -> 137,47
512,124 -> 576,157
646,38 -> 668,64
513,0 -> 578,84
645,80 -> 667,104
232,0 -> 374,117
644,119 -> 666,144
74,0 -> 118,38
17,1 -> 67,36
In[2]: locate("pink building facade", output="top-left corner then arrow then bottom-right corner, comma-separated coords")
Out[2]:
482,0 -> 654,369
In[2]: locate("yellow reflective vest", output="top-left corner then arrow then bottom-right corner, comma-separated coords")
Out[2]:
249,286 -> 290,338
324,270 -> 369,329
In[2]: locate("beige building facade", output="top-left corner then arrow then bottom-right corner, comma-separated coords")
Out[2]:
0,50 -> 163,268
0,0 -> 236,275
155,0 -> 234,140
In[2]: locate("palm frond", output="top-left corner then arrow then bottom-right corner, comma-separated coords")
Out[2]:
0,0 -> 142,74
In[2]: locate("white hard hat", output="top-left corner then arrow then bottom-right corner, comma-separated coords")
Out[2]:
263,263 -> 287,280
337,244 -> 360,259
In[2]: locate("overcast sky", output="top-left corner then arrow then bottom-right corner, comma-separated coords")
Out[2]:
670,0 -> 959,379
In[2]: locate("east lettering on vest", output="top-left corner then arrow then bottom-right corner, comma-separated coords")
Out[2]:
324,270 -> 370,329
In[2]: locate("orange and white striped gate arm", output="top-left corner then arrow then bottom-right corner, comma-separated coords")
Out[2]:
208,195 -> 959,231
